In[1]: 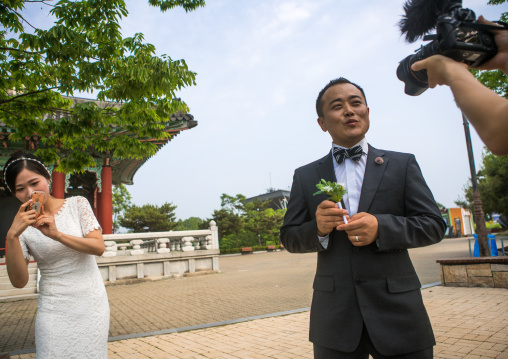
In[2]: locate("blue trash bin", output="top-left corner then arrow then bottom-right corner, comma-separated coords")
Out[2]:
473,234 -> 498,256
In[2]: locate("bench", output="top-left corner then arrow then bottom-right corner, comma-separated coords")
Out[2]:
242,247 -> 253,254
267,245 -> 276,252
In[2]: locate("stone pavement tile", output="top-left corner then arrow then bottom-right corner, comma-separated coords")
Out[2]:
12,286 -> 508,359
491,344 -> 508,353
111,312 -> 313,359
10,355 -> 35,359
0,243 -> 469,354
424,286 -> 508,359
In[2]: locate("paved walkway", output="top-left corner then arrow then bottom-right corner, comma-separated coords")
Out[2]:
2,238 -> 508,358
9,286 -> 508,359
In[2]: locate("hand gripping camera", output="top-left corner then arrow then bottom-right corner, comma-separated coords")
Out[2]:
397,0 -> 503,96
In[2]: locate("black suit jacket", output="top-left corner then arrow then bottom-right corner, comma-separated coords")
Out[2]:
280,145 -> 446,356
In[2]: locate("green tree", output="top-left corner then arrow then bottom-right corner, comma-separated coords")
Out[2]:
112,183 -> 132,233
243,198 -> 286,246
119,202 -> 178,232
476,151 -> 508,216
459,149 -> 508,218
0,0 -> 205,173
454,195 -> 472,211
175,216 -> 209,231
211,193 -> 287,249
212,194 -> 245,248
264,208 -> 286,245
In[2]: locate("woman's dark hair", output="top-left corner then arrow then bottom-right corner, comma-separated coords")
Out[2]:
3,152 -> 51,193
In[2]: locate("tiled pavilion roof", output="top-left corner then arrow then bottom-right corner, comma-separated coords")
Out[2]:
0,96 -> 197,186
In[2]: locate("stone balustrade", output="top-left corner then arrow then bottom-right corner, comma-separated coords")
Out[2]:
102,221 -> 219,257
97,221 -> 220,283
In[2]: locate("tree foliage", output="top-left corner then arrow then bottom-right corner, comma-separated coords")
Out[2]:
212,194 -> 245,247
460,149 -> 508,218
119,202 -> 178,232
112,183 -> 132,233
454,194 -> 472,211
174,216 -> 209,231
244,198 -> 284,246
211,193 -> 286,249
0,0 -> 205,172
476,151 -> 508,216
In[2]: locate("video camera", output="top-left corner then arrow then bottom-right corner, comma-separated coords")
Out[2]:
397,0 -> 502,96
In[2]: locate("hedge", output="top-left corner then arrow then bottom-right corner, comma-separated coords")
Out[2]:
219,245 -> 282,255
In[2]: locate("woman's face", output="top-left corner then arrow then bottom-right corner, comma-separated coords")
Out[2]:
14,168 -> 50,204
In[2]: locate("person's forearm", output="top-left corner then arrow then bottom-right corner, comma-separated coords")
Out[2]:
54,232 -> 105,256
5,235 -> 29,288
448,68 -> 508,156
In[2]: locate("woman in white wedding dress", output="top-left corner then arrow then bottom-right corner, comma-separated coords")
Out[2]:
4,152 -> 110,358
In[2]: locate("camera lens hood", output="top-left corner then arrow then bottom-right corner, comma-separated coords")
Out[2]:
397,55 -> 429,96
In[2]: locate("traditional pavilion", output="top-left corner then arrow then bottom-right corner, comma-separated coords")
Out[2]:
0,96 -> 197,247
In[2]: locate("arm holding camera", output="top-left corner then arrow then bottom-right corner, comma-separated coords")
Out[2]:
412,17 -> 508,156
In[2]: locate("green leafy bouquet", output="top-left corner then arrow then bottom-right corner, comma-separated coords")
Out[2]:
313,179 -> 347,203
313,179 -> 348,223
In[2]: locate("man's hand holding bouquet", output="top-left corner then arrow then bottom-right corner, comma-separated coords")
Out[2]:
313,179 -> 378,246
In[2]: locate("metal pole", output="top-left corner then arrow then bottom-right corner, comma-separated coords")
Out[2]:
462,113 -> 489,256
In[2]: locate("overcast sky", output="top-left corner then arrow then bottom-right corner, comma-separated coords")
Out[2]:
22,0 -> 507,220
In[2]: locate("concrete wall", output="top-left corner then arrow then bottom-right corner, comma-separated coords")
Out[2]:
438,258 -> 508,288
96,249 -> 220,283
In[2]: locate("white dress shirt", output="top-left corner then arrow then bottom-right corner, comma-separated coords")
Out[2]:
319,138 -> 368,248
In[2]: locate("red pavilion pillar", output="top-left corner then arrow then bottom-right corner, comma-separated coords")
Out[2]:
96,191 -> 102,226
89,189 -> 98,219
99,163 -> 113,234
51,170 -> 65,199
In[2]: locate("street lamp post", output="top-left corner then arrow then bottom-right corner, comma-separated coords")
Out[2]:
462,113 -> 489,256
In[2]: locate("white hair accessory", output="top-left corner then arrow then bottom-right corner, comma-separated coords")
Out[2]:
2,157 -> 50,192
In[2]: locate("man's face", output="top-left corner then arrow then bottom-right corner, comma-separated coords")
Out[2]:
317,83 -> 370,148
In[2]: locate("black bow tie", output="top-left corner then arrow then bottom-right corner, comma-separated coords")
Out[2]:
333,145 -> 363,164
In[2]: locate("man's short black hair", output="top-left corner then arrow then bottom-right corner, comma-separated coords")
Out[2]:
316,77 -> 368,118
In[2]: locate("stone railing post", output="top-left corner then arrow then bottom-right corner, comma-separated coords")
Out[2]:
181,237 -> 195,252
202,235 -> 212,250
157,238 -> 170,254
103,241 -> 118,257
210,220 -> 219,249
118,243 -> 128,256
130,239 -> 144,255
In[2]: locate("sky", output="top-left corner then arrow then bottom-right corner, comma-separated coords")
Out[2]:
22,0 -> 507,221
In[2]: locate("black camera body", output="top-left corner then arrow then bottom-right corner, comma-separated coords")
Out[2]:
397,0 -> 497,96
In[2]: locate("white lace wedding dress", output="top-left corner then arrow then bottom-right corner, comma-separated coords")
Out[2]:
20,196 -> 110,358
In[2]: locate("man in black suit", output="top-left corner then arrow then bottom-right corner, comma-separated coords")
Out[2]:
280,77 -> 446,358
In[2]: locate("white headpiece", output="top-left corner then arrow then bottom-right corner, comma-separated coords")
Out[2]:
2,157 -> 50,193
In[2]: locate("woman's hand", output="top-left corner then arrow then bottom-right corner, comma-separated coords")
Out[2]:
7,200 -> 37,239
34,206 -> 61,240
